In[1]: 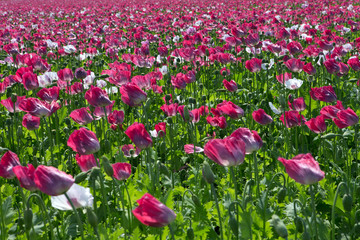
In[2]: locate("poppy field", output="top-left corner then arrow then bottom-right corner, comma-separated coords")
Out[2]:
0,0 -> 360,239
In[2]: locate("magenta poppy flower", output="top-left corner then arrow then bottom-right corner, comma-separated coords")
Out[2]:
287,41 -> 303,55
74,68 -> 88,80
85,85 -> 112,107
22,114 -> 40,130
245,58 -> 262,72
19,98 -> 53,117
204,137 -> 246,167
132,193 -> 176,227
289,97 -> 306,112
333,108 -> 359,129
347,57 -> 360,72
120,83 -> 147,107
276,73 -> 292,84
278,153 -> 325,185
0,151 -> 21,179
160,104 -> 178,117
22,72 -> 39,91
125,123 -> 152,150
112,162 -> 131,180
121,144 -> 141,158
320,101 -> 344,119
206,116 -> 227,129
171,73 -> 187,89
223,79 -> 238,92
230,128 -> 263,154
280,111 -> 306,128
108,110 -> 124,126
324,59 -> 340,75
252,109 -> 273,125
305,115 -> 327,134
34,165 -> 74,196
37,86 -> 60,102
310,86 -> 337,102
13,164 -> 38,191
303,62 -> 316,75
70,108 -> 94,125
216,101 -> 244,119
184,144 -> 204,154
75,154 -> 98,172
154,122 -> 166,138
284,59 -> 304,73
67,128 -> 100,155
57,68 -> 74,82
1,96 -> 26,113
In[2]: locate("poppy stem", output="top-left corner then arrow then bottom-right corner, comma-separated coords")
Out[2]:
253,152 -> 260,199
64,192 -> 84,240
309,184 -> 318,240
230,167 -> 238,201
27,193 -> 54,240
211,183 -> 224,240
168,224 -> 175,240
123,182 -> 133,232
331,182 -> 346,240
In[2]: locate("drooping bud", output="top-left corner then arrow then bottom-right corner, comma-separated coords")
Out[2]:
202,161 -> 215,184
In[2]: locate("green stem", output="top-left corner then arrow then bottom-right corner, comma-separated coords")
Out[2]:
27,193 -> 54,240
331,182 -> 346,240
253,152 -> 260,199
211,183 -> 224,240
310,184 -> 318,240
64,193 -> 84,240
168,224 -> 175,240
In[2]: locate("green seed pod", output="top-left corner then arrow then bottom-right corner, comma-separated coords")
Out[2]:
201,95 -> 207,101
229,213 -> 239,236
102,156 -> 113,177
75,171 -> 89,184
202,161 -> 215,184
302,231 -> 311,240
187,227 -> 194,240
294,216 -> 303,233
271,215 -> 288,239
277,187 -> 287,203
183,106 -> 190,122
87,208 -> 98,229
192,195 -> 201,207
24,208 -> 33,231
342,194 -> 353,212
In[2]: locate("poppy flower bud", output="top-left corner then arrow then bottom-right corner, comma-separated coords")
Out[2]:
294,217 -> 303,233
229,213 -> 239,236
343,194 -> 353,212
10,93 -> 17,104
24,208 -> 33,231
90,167 -> 101,180
158,162 -> 170,176
87,208 -> 98,229
187,227 -> 195,240
270,215 -> 288,239
277,187 -> 287,203
202,161 -> 215,184
132,193 -> 176,227
192,195 -> 201,207
75,171 -> 89,184
102,156 -> 114,177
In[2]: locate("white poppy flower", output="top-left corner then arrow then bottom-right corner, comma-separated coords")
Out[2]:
269,102 -> 281,115
285,78 -> 303,90
51,184 -> 93,211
